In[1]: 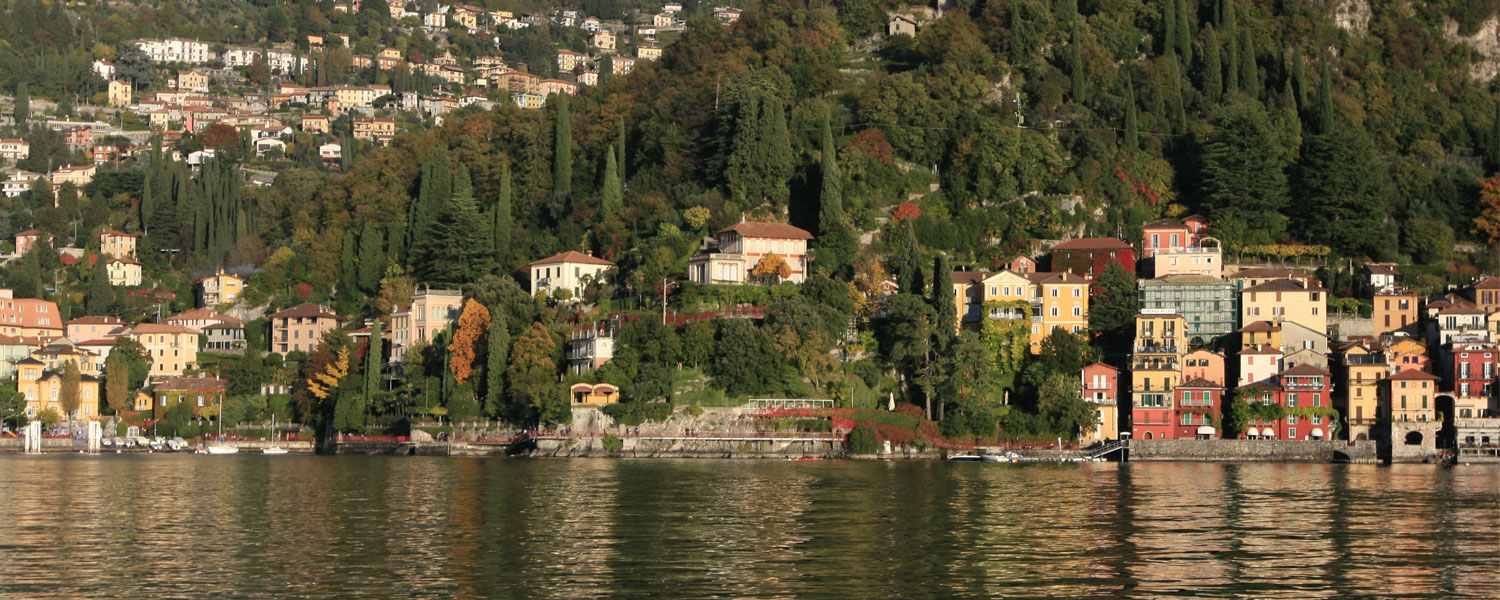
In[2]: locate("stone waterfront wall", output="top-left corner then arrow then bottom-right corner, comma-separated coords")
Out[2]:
1386,421 -> 1442,463
532,436 -> 846,459
0,438 -> 80,453
1130,439 -> 1379,463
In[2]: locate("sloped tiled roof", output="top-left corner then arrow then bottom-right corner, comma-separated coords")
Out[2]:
1052,237 -> 1131,250
528,250 -> 616,267
269,303 -> 339,320
718,222 -> 815,241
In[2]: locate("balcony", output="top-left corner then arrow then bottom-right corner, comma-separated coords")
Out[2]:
1134,343 -> 1180,354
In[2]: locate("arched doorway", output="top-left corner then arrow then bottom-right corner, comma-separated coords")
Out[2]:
1405,431 -> 1424,446
1355,433 -> 1368,441
1144,431 -> 1154,440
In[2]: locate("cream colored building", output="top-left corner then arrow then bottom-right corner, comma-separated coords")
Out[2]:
108,80 -> 133,107
269,303 -> 339,354
530,251 -> 614,299
99,229 -> 139,259
950,269 -> 1090,353
16,358 -> 102,421
105,258 -> 142,286
592,29 -> 616,51
198,269 -> 244,308
129,323 -> 199,377
176,70 -> 209,93
1240,278 -> 1327,352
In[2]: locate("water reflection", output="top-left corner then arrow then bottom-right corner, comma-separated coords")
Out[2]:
0,456 -> 1497,599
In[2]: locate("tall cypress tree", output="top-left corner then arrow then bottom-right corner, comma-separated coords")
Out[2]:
1319,62 -> 1335,135
1225,3 -> 1239,93
1124,83 -> 1139,151
365,319 -> 383,394
930,254 -> 956,334
1239,30 -> 1259,99
14,83 -> 28,128
87,259 -> 114,315
601,146 -> 623,217
340,230 -> 358,297
358,223 -> 385,294
1161,0 -> 1177,57
494,163 -> 513,267
1175,0 -> 1192,66
1293,50 -> 1309,109
1203,24 -> 1222,102
553,93 -> 573,202
818,116 -> 843,235
1491,98 -> 1500,173
484,310 -> 509,418
414,167 -> 494,286
616,117 -> 627,181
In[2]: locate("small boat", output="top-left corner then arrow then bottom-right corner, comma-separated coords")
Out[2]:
949,454 -> 1006,463
204,445 -> 240,455
791,457 -> 823,461
261,447 -> 288,455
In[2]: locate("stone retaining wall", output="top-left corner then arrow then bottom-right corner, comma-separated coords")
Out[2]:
1130,439 -> 1379,463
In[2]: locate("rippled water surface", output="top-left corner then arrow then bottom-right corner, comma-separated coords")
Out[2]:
1,456 -> 1497,598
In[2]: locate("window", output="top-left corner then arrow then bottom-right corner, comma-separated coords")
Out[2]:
1050,288 -> 1059,298
1072,307 -> 1082,317
1313,415 -> 1322,425
1289,428 -> 1297,438
1072,288 -> 1081,297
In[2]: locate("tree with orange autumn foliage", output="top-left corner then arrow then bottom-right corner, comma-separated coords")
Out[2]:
1475,175 -> 1500,245
751,253 -> 793,283
449,298 -> 490,385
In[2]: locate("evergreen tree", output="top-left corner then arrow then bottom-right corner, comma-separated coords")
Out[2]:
1175,0 -> 1192,66
1160,0 -> 1176,57
86,258 -> 114,315
616,117 -> 627,181
1319,62 -> 1335,135
365,319 -> 383,394
493,163 -> 513,266
1293,49 -> 1308,109
601,145 -> 623,217
1202,24 -> 1222,102
1225,10 -> 1239,93
84,193 -> 109,232
725,86 -> 794,208
1239,30 -> 1258,98
413,167 -> 494,286
506,321 -> 565,426
409,146 -> 450,251
930,254 -> 956,335
13,83 -> 28,128
1069,28 -> 1085,103
553,93 -> 573,205
1055,0 -> 1076,22
340,230 -> 358,297
1088,262 -> 1137,334
1292,129 -> 1390,258
1199,101 -> 1289,248
388,222 -> 407,265
484,309 -> 509,418
818,116 -> 843,234
1124,84 -> 1139,152
358,223 -> 385,294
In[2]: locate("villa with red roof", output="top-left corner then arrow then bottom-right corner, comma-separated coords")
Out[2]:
529,251 -> 615,299
1048,237 -> 1135,281
687,222 -> 814,285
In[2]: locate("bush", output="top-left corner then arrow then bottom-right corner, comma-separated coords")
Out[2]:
685,405 -> 704,417
602,434 -> 623,452
602,402 -> 673,426
848,423 -> 879,454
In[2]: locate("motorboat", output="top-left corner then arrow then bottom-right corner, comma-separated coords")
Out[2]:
204,445 -> 240,454
949,454 -> 1001,462
261,447 -> 288,455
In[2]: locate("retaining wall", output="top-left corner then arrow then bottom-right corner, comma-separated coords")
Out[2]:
1130,439 -> 1380,463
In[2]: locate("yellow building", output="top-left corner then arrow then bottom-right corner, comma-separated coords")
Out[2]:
176,70 -> 209,93
129,323 -> 199,377
1131,311 -> 1187,440
108,79 -> 133,107
569,383 -> 621,405
1337,341 -> 1388,440
1381,370 -> 1439,423
950,270 -> 1089,353
1237,320 -> 1281,350
1373,291 -> 1418,337
1240,278 -> 1328,352
105,258 -> 142,286
16,358 -> 102,421
198,269 -> 244,308
98,229 -> 139,259
637,44 -> 662,61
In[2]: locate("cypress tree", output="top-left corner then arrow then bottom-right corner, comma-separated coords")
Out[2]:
1319,62 -> 1334,135
1491,98 -> 1500,173
1070,28 -> 1085,103
414,168 -> 494,286
1173,55 -> 1189,133
1225,5 -> 1239,92
601,145 -> 623,217
1293,50 -> 1308,109
616,117 -> 627,181
453,163 -> 473,203
140,175 -> 154,230
14,83 -> 28,128
1203,24 -> 1222,102
87,258 -> 113,315
1010,5 -> 1024,63
358,223 -> 385,294
388,222 -> 406,265
930,254 -> 956,334
1124,83 -> 1139,151
484,309 -> 509,418
1161,0 -> 1176,57
365,319 -> 383,394
1175,0 -> 1192,66
340,230 -> 358,297
1055,0 -> 1077,22
818,115 -> 843,235
409,146 -> 449,250
494,163 -> 513,266
1239,30 -> 1259,99
553,93 -> 573,201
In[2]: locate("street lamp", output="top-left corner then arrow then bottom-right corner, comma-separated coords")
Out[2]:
660,277 -> 679,325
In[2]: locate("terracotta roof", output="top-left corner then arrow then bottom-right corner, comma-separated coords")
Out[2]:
1239,345 -> 1282,355
201,322 -> 244,331
1240,381 -> 1280,391
165,308 -> 243,324
1177,377 -> 1222,389
1028,272 -> 1089,285
66,316 -> 125,326
270,303 -> 339,320
1278,364 -> 1331,377
529,250 -> 615,267
1473,276 -> 1500,289
1436,301 -> 1483,315
1228,267 -> 1310,280
1142,218 -> 1186,229
1051,237 -> 1131,250
77,338 -> 117,346
1143,274 -> 1230,286
1238,321 -> 1281,333
1243,279 -> 1327,293
952,271 -> 989,285
99,229 -> 140,238
1082,362 -> 1119,372
718,222 -> 815,241
1364,263 -> 1399,276
131,323 -> 198,335
1386,369 -> 1440,381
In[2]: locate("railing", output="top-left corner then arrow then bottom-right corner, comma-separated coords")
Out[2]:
1087,439 -> 1129,459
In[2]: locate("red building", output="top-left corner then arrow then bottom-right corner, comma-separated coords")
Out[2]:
1174,378 -> 1222,439
1449,341 -> 1497,401
1141,219 -> 1192,258
1275,364 -> 1334,440
1049,238 -> 1135,281
1236,382 -> 1282,439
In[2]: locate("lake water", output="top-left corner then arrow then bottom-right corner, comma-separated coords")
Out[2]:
0,456 -> 1496,599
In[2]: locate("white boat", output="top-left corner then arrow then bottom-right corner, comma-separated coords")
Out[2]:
261,447 -> 288,455
204,445 -> 240,454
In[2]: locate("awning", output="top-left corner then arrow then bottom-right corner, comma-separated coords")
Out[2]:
1246,428 -> 1260,437
1310,428 -> 1324,438
1196,426 -> 1215,435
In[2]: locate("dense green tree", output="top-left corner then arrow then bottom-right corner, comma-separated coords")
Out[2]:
1160,0 -> 1176,57
880,293 -> 938,419
1088,263 -> 1137,334
1202,24 -> 1222,102
409,146 -> 450,251
1037,372 -> 1093,438
1069,28 -> 1085,103
1319,62 -> 1334,135
1174,0 -> 1192,66
1124,84 -> 1139,151
601,145 -> 623,217
552,93 -> 573,210
725,84 -> 794,208
365,320 -> 383,394
484,309 -> 509,418
930,254 -> 956,335
506,321 -> 566,426
1292,129 -> 1390,258
413,166 -> 494,286
1199,101 -> 1288,247
86,259 -> 114,315
708,319 -> 791,397
358,224 -> 385,294
340,230 -> 358,297
13,83 -> 27,128
616,116 -> 627,181
493,162 -> 513,266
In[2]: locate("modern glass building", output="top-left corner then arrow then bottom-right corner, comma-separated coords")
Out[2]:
1138,275 -> 1238,347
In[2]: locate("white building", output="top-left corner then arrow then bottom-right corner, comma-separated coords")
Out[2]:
529,251 -> 613,299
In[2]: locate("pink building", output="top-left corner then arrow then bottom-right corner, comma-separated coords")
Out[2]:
14,230 -> 52,256
1079,362 -> 1119,442
390,288 -> 463,363
687,222 -> 814,285
1182,349 -> 1226,386
269,303 -> 339,354
66,316 -> 127,341
1273,364 -> 1333,440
